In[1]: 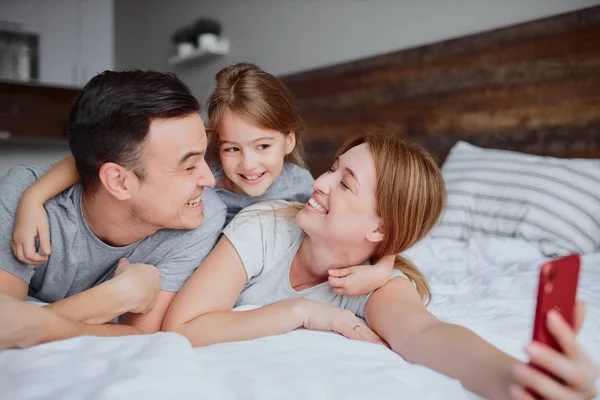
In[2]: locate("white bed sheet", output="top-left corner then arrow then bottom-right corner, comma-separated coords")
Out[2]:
1,237 -> 599,400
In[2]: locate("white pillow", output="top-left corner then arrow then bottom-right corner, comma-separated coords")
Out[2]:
432,141 -> 600,256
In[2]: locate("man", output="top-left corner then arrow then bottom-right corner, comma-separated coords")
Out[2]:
0,70 -> 226,348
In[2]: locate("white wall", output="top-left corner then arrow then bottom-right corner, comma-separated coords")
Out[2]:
0,0 -> 42,33
115,0 -> 600,103
2,0 -> 598,178
0,0 -> 112,177
0,0 -> 115,87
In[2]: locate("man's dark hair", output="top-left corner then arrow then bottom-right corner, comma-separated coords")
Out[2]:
67,70 -> 200,192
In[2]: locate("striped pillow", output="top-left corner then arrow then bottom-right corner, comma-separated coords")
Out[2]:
433,141 -> 600,256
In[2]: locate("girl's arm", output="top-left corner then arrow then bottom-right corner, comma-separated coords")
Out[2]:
364,278 -> 598,400
328,254 -> 394,296
12,156 -> 80,264
23,155 -> 79,201
161,236 -> 385,347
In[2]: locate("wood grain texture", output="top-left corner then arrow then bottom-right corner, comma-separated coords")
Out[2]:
0,81 -> 79,141
281,6 -> 600,176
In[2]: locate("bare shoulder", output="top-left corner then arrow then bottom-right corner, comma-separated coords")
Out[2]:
364,277 -> 427,321
370,276 -> 423,304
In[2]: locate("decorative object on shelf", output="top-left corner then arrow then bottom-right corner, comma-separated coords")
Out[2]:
168,42 -> 229,67
171,26 -> 196,57
192,17 -> 221,51
168,16 -> 229,67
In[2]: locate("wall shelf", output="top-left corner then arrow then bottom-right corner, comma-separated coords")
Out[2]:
168,40 -> 229,67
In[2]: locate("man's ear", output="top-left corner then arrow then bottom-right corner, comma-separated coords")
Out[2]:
285,132 -> 297,155
98,162 -> 134,200
366,223 -> 384,243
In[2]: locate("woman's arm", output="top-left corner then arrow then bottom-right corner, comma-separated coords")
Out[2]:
364,278 -> 598,400
162,235 -> 305,346
162,235 -> 385,347
364,277 -> 518,400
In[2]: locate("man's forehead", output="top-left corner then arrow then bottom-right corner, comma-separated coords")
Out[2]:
143,138 -> 206,161
143,115 -> 207,162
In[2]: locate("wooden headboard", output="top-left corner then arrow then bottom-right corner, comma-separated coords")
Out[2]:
281,6 -> 600,176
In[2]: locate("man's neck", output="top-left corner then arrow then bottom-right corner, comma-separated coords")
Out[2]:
289,235 -> 374,291
81,190 -> 155,247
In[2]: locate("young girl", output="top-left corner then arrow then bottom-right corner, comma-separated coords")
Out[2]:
11,63 -> 394,297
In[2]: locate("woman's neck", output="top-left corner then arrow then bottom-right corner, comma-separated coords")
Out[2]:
289,235 -> 372,291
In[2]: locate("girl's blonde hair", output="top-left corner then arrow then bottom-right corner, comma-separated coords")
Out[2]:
206,63 -> 307,168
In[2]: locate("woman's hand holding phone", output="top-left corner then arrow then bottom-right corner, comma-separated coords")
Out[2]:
508,253 -> 597,400
510,302 -> 598,399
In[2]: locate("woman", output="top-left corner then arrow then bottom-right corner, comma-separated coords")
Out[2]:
162,130 -> 598,400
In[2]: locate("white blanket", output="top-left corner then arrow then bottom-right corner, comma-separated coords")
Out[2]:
1,237 -> 599,400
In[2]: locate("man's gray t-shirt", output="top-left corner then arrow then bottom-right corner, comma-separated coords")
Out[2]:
213,162 -> 314,225
222,201 -> 406,319
0,165 -> 227,303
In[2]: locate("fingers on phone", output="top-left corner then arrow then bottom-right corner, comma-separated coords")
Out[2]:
546,310 -> 578,357
525,343 -> 580,389
513,363 -> 574,400
573,302 -> 585,334
508,385 -> 536,400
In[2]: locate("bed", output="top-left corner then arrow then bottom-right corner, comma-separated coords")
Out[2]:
0,236 -> 599,400
2,6 -> 600,400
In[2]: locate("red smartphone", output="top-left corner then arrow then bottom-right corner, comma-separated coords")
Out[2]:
532,253 -> 580,350
528,253 -> 580,398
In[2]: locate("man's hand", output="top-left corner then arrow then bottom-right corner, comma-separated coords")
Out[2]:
113,258 -> 161,314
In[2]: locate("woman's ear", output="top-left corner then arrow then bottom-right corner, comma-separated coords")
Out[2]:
98,162 -> 134,200
366,223 -> 384,243
285,132 -> 297,155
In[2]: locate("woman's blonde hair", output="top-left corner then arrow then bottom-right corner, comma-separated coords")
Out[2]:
205,63 -> 307,168
336,129 -> 446,304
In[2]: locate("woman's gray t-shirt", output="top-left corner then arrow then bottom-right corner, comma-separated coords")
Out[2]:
222,201 -> 406,319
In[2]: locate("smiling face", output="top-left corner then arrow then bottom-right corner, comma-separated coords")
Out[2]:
217,109 -> 296,196
296,143 -> 383,249
128,113 -> 215,231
